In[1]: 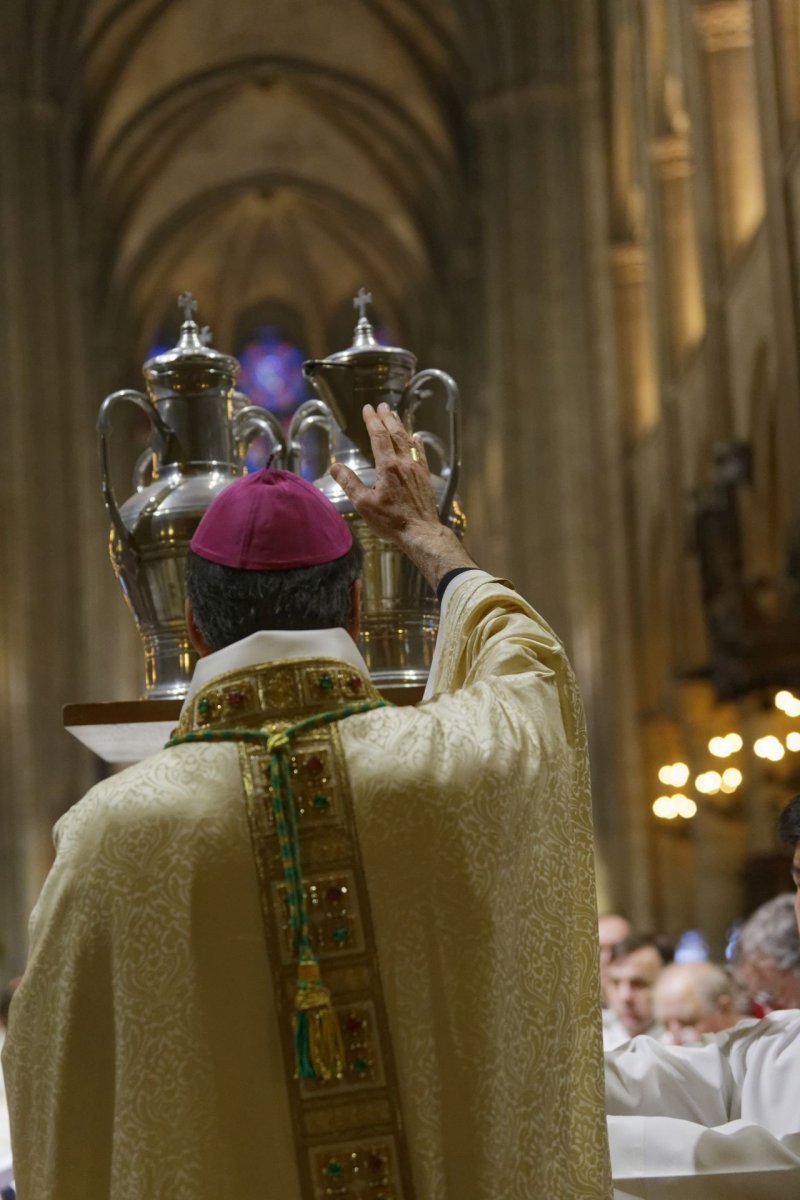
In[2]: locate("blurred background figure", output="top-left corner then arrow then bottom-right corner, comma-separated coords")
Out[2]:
598,913 -> 632,1006
0,977 -> 20,1195
599,913 -> 632,1048
733,893 -> 800,1015
603,932 -> 673,1049
654,961 -> 738,1045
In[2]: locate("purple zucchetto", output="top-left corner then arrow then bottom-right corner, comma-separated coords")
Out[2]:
190,469 -> 353,570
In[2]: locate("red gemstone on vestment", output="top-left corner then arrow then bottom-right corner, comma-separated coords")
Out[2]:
226,690 -> 244,705
345,1013 -> 365,1034
349,675 -> 363,691
326,885 -> 344,904
367,1152 -> 387,1172
307,754 -> 323,772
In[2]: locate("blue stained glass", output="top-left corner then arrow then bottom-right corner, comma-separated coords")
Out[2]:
235,325 -> 309,473
144,339 -> 172,361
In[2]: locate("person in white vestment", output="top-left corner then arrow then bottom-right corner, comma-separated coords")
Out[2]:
3,403 -> 611,1200
606,794 -> 800,1199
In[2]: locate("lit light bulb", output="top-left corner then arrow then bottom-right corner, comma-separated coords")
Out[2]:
787,732 -> 800,752
775,691 -> 800,717
677,796 -> 697,819
708,737 -> 731,758
695,771 -> 721,795
658,765 -> 673,785
755,736 -> 785,761
721,767 -> 742,790
670,762 -> 690,787
725,733 -> 743,752
755,737 -> 772,759
653,795 -> 679,819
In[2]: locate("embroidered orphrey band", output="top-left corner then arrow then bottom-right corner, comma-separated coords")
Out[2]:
173,659 -> 416,1200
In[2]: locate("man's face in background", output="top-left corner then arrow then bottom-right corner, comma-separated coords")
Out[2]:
606,946 -> 663,1037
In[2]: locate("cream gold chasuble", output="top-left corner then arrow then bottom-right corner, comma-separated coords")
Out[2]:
3,572 -> 611,1200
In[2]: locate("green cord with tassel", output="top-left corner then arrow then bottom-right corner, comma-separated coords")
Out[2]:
166,698 -> 388,1080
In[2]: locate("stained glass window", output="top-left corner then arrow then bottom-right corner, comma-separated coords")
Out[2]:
236,324 -> 307,430
235,323 -> 312,474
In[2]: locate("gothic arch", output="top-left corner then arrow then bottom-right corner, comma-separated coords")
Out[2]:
75,0 -> 469,366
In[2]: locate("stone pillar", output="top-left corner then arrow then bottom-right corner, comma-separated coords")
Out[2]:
0,63 -> 140,971
463,0 -> 650,919
750,0 -> 800,544
772,0 -> 800,130
610,244 -> 660,436
694,1 -> 766,263
651,134 -> 705,365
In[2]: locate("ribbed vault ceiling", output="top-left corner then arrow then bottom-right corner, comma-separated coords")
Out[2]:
78,0 -> 468,355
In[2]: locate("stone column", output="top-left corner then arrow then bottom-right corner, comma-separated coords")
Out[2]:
771,0 -> 800,131
750,0 -> 800,542
0,57 -> 139,970
609,244 -> 659,436
694,1 -> 766,264
463,0 -> 651,919
651,134 -> 705,366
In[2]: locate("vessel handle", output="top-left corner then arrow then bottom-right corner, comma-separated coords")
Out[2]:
132,446 -> 154,490
415,430 -> 449,473
402,368 -> 461,522
287,399 -> 334,474
97,389 -> 170,548
232,399 -> 287,469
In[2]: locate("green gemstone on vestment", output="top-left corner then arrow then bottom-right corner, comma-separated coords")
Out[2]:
318,673 -> 334,689
324,1160 -> 343,1178
351,1056 -> 369,1074
332,926 -> 349,944
312,794 -> 330,810
197,698 -> 210,714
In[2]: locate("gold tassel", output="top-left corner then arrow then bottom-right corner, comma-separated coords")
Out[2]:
294,958 -> 345,1081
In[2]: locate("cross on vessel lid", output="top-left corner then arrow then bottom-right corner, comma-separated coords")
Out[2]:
143,292 -> 239,387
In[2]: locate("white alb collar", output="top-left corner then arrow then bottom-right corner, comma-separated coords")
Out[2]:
180,628 -> 368,715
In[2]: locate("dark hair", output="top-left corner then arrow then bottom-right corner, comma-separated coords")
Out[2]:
185,541 -> 363,652
778,795 -> 800,849
609,932 -> 674,966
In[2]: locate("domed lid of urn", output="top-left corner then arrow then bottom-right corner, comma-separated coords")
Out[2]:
316,287 -> 416,373
143,292 -> 239,388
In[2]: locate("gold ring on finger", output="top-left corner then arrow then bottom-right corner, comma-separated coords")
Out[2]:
410,444 -> 421,462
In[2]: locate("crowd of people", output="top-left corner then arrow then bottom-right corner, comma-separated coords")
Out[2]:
603,798 -> 800,1197
599,889 -> 800,1052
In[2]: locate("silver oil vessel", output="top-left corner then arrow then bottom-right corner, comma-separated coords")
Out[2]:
292,288 -> 465,693
97,293 -> 286,699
